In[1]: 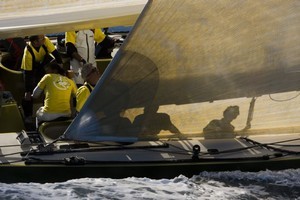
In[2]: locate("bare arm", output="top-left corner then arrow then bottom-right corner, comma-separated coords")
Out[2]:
31,86 -> 43,99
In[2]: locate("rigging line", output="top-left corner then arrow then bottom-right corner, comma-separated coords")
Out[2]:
0,144 -> 23,148
145,143 -> 211,157
269,92 -> 300,102
49,136 -> 64,144
242,137 -> 300,154
78,141 -> 126,147
0,141 -> 56,158
271,144 -> 300,147
167,137 -> 300,156
235,138 -> 260,155
165,142 -> 261,156
0,143 -> 55,148
163,142 -> 259,156
26,142 -> 169,156
58,140 -> 132,148
0,159 -> 24,165
23,147 -> 34,160
42,135 -> 68,148
260,144 -> 299,155
143,147 -> 192,155
203,144 -> 261,155
117,142 -> 193,155
0,151 -> 27,157
244,137 -> 300,145
166,143 -> 193,153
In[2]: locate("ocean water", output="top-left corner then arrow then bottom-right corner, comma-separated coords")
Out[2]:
0,169 -> 299,200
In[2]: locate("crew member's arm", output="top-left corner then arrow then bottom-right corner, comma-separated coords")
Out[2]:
31,85 -> 43,99
65,31 -> 86,64
21,47 -> 34,100
51,49 -> 63,64
44,37 -> 62,64
23,70 -> 34,100
31,75 -> 48,99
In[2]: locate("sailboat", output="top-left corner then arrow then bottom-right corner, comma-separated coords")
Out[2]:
1,0 -> 300,183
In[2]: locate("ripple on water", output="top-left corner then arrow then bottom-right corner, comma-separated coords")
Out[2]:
0,169 -> 299,199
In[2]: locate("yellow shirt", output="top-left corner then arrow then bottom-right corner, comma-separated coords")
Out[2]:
21,37 -> 56,71
65,29 -> 106,45
37,74 -> 77,113
76,83 -> 94,112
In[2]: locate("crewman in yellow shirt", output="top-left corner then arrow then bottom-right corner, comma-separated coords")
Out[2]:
76,63 -> 101,113
21,35 -> 63,123
32,62 -> 77,125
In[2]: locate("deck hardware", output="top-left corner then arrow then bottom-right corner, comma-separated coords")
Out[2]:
207,149 -> 219,154
37,143 -> 55,153
64,156 -> 86,165
274,153 -> 283,157
262,155 -> 270,160
16,130 -> 31,145
192,145 -> 201,160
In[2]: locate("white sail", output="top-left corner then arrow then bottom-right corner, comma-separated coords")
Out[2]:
63,0 -> 300,142
0,0 -> 147,39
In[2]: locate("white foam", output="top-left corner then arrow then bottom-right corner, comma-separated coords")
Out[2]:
0,169 -> 299,199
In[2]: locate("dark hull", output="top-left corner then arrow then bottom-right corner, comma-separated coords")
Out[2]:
1,156 -> 300,183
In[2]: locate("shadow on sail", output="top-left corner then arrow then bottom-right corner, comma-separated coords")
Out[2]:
63,0 -> 300,142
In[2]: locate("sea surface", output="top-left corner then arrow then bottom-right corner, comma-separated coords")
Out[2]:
0,169 -> 299,200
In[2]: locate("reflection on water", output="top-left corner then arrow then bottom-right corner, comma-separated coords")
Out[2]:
0,169 -> 299,199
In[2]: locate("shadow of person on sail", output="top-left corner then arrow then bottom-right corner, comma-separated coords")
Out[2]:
100,107 -> 133,137
203,105 -> 239,139
96,78 -> 134,137
132,104 -> 185,140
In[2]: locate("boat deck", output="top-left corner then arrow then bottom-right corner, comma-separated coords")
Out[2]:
1,132 -> 299,164
0,131 -> 300,183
